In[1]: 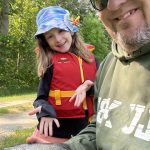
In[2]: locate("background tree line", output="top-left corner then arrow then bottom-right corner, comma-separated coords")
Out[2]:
0,0 -> 111,96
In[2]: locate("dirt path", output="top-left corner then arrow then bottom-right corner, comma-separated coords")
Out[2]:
0,102 -> 38,139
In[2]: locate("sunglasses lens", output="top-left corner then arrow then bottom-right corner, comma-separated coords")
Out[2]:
91,0 -> 108,11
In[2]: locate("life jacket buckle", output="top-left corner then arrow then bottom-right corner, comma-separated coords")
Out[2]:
54,90 -> 61,105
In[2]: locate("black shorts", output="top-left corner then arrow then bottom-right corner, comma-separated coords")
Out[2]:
37,112 -> 89,138
53,116 -> 89,138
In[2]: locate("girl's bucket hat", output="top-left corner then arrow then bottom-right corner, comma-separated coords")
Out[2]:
35,6 -> 78,36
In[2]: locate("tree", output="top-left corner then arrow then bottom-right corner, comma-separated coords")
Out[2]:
80,13 -> 111,60
0,0 -> 111,96
0,0 -> 9,34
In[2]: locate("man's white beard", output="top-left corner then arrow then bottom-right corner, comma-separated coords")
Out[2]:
116,24 -> 150,54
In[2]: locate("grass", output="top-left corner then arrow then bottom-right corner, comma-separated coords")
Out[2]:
0,93 -> 36,102
0,86 -> 37,97
0,102 -> 33,115
0,93 -> 36,114
0,93 -> 36,149
0,128 -> 34,150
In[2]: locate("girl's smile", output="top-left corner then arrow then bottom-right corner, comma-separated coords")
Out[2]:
44,28 -> 72,53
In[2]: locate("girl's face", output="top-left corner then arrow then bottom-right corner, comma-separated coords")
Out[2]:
44,28 -> 73,53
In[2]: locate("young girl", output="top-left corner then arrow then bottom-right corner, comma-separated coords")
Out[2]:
27,6 -> 98,144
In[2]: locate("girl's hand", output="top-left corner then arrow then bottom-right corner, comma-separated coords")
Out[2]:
69,80 -> 94,107
28,106 -> 42,115
39,117 -> 60,137
28,106 -> 60,137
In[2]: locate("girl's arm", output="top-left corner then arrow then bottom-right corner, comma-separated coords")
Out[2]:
29,66 -> 59,136
69,56 -> 100,107
33,65 -> 56,120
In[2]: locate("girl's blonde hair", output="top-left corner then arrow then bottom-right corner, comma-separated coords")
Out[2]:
35,32 -> 93,77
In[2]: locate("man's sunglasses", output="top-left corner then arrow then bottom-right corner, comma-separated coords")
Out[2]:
90,0 -> 108,11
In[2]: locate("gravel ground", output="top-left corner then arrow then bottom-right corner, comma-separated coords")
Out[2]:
0,101 -> 38,139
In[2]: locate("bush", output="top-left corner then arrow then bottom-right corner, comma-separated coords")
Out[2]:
80,13 -> 111,61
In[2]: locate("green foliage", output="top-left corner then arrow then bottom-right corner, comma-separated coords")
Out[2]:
0,34 -> 37,95
0,0 -> 111,96
80,13 -> 111,61
0,0 -> 39,95
0,0 -> 5,9
56,0 -> 92,16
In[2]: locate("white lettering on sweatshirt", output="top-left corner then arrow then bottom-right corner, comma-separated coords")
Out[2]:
97,97 -> 150,141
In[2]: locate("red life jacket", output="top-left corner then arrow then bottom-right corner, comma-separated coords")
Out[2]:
48,52 -> 96,118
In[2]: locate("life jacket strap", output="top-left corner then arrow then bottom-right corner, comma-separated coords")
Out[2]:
49,90 -> 75,105
78,57 -> 87,110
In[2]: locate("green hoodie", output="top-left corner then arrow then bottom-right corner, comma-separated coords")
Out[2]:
66,42 -> 150,150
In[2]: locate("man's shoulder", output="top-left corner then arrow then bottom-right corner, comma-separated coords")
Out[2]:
101,52 -> 115,67
105,52 -> 114,60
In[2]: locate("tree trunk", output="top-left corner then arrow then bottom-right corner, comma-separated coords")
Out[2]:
0,0 -> 9,34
